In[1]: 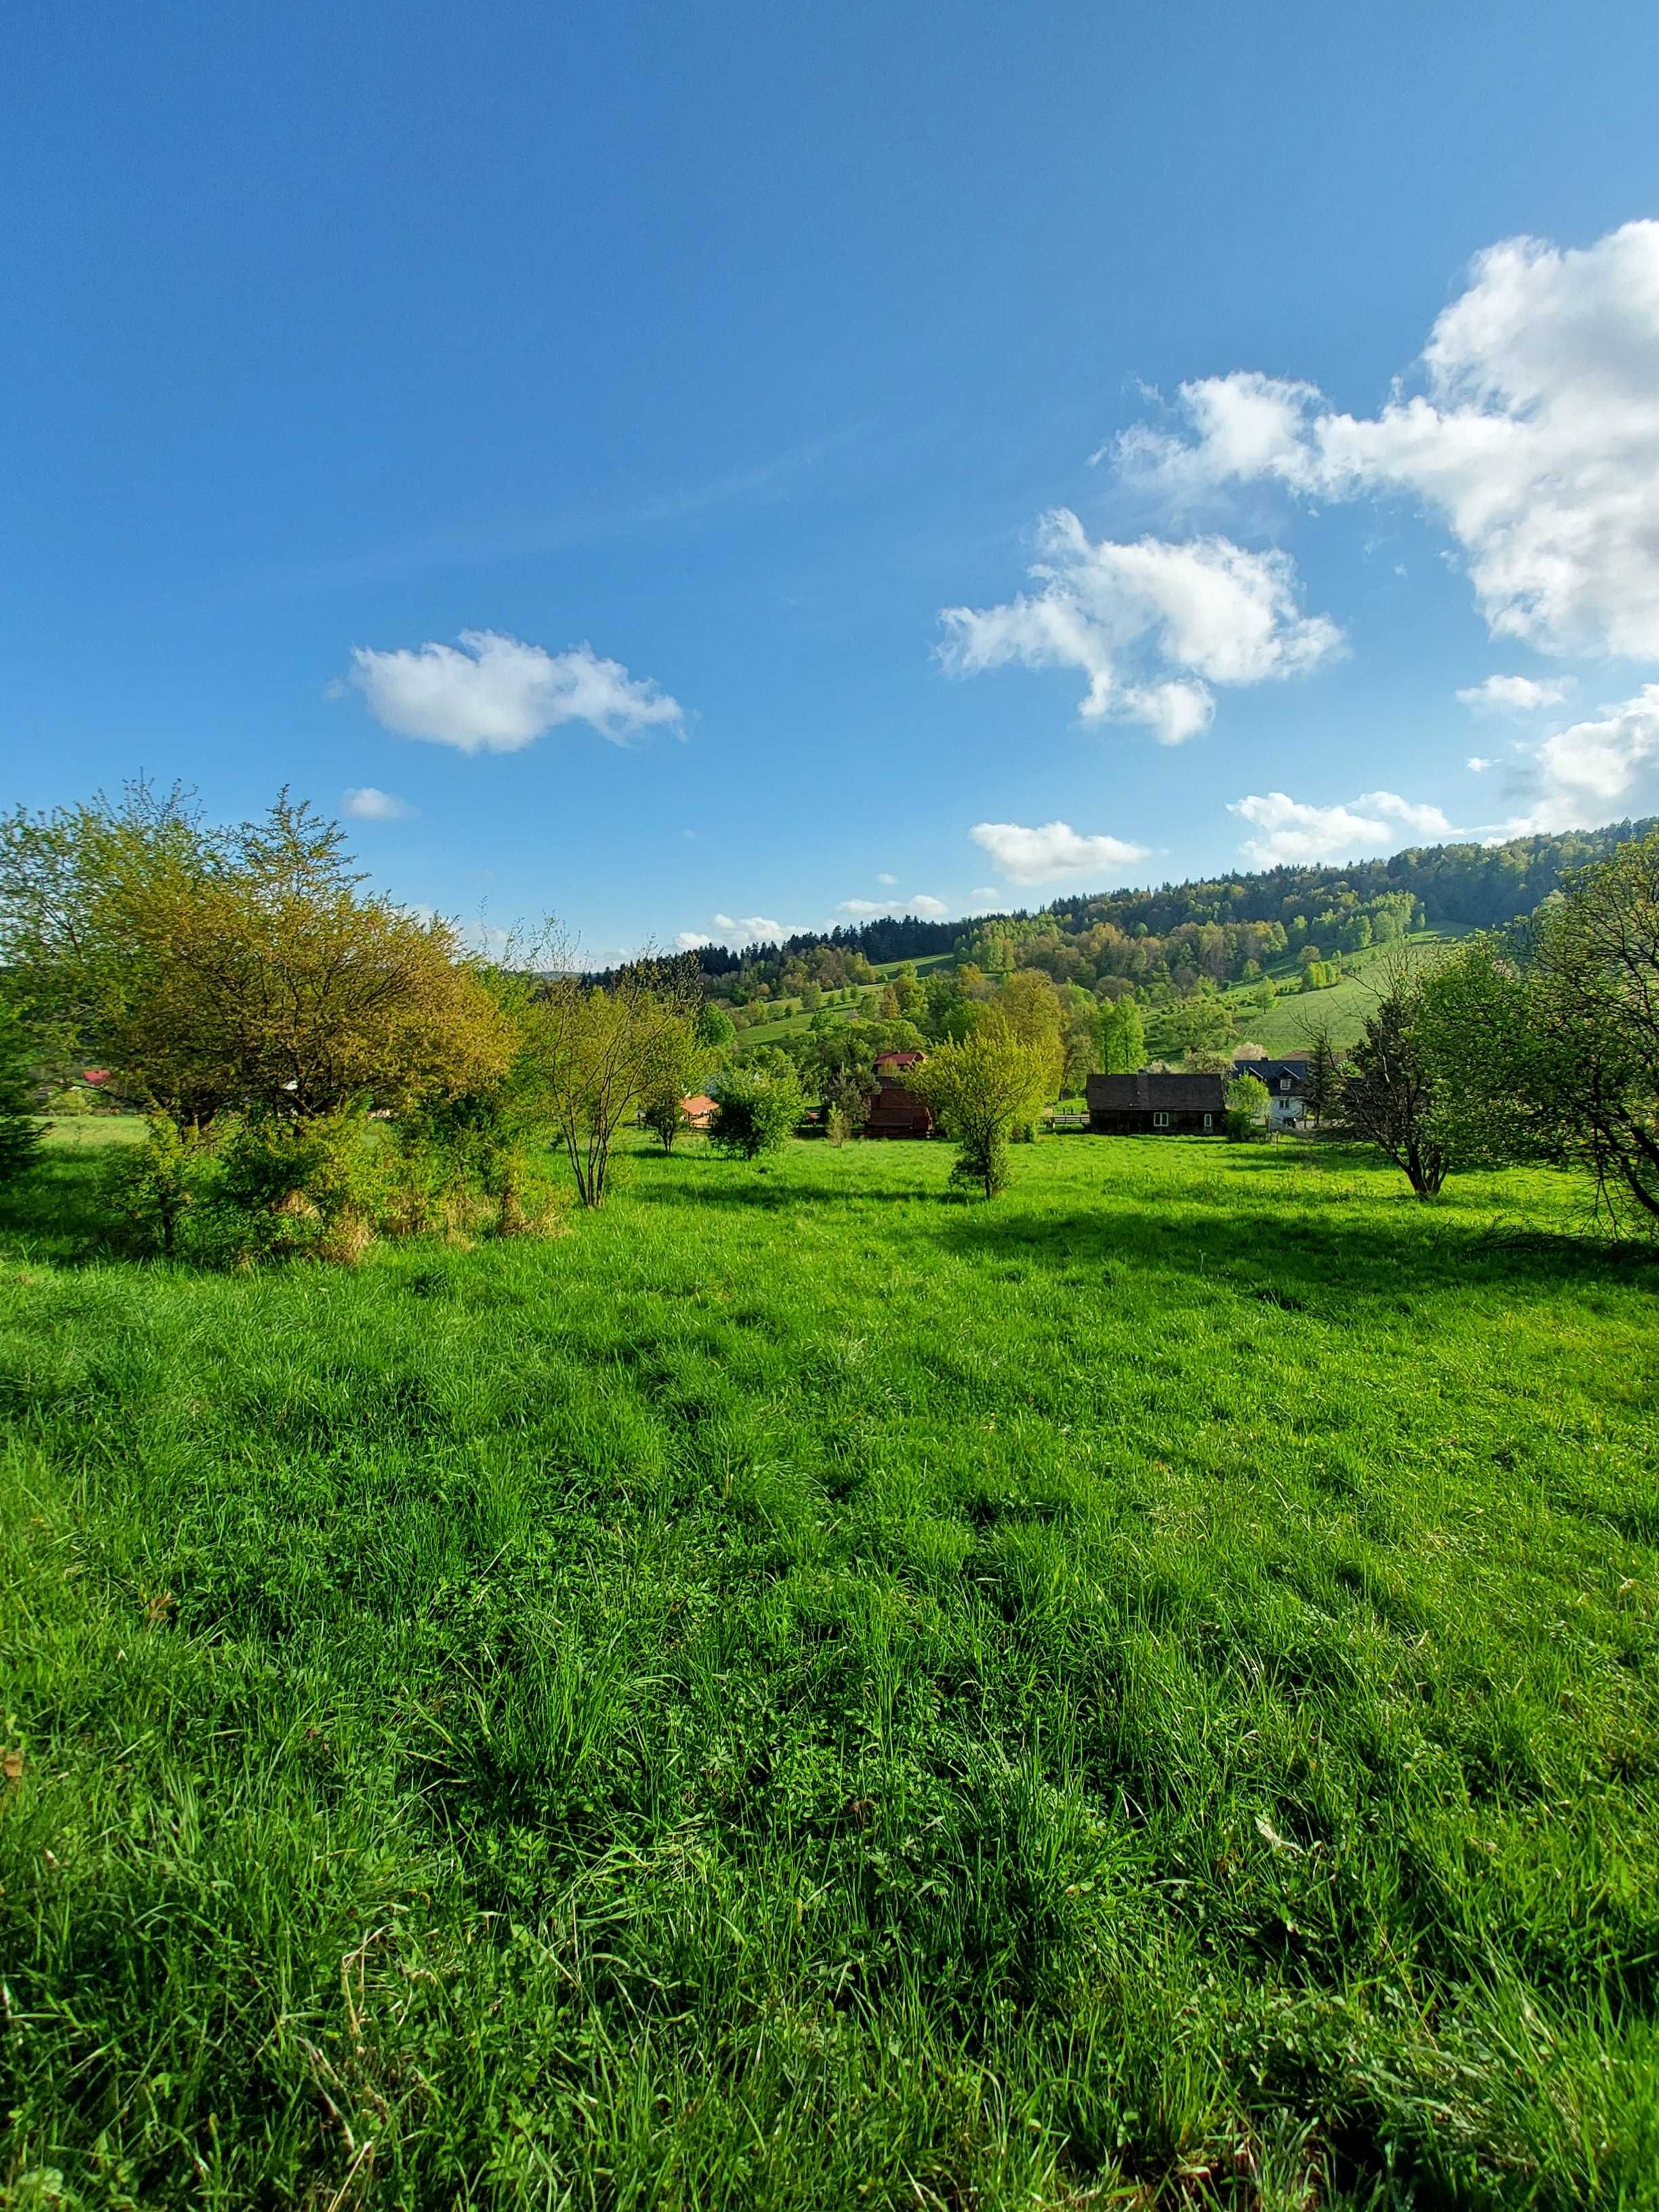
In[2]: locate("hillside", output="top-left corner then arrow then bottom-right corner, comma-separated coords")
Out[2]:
661,819 -> 1657,1006
1221,929 -> 1462,1055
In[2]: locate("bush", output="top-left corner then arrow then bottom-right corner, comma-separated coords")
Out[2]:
100,1114 -> 215,1258
207,1111 -> 390,1263
0,1004 -> 43,1185
1225,1071 -> 1270,1141
710,1063 -> 806,1158
914,1023 -> 1049,1200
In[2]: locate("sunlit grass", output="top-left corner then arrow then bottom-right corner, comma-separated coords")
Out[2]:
3,1129 -> 1658,2206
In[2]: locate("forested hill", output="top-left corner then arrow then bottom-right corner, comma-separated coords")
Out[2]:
682,816 -> 1658,982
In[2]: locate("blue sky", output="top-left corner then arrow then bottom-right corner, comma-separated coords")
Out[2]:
6,3 -> 1659,960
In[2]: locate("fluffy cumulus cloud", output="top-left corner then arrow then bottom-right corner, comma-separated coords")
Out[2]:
1457,674 -> 1572,712
1120,221 -> 1659,660
1506,684 -> 1659,832
341,785 -> 415,820
345,629 -> 683,753
937,512 -> 1342,743
1229,791 -> 1452,867
1467,756 -> 1500,773
970,819 -> 1151,886
837,893 -> 948,918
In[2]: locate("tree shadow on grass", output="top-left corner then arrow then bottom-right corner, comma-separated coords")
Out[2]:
0,1147 -> 126,1264
924,1197 -> 1658,1318
638,1177 -> 937,1212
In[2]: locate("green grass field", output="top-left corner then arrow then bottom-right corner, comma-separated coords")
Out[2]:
1226,933 -> 1462,1057
5,1128 -> 1658,2207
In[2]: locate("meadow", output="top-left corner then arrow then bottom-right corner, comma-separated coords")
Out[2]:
3,1125 -> 1658,2209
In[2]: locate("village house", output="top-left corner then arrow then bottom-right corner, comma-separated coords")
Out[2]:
680,1094 -> 718,1130
1232,1055 -> 1309,1128
863,1052 -> 934,1137
1085,1071 -> 1225,1134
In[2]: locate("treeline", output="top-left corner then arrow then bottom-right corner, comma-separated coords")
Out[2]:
663,819 -> 1658,1002
0,784 -> 743,1254
1296,827 -> 1659,1231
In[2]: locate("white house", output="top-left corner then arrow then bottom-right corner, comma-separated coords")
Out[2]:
1233,1055 -> 1310,1128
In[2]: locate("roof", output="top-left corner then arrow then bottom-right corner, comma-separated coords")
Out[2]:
1232,1055 -> 1309,1081
874,1050 -> 926,1069
1085,1071 -> 1227,1111
681,1094 -> 718,1115
1231,1057 -> 1309,1090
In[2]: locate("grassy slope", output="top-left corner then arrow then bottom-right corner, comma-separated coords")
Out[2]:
1225,932 -> 1462,1056
4,1132 -> 1659,2207
741,935 -> 1452,1056
732,957 -> 955,1046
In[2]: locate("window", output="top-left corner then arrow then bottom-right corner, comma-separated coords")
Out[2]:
1203,1112 -> 1213,1130
1280,1075 -> 1291,1091
1153,1111 -> 1170,1128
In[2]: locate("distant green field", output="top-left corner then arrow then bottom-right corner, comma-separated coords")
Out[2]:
1225,930 -> 1460,1055
5,1126 -> 1658,2205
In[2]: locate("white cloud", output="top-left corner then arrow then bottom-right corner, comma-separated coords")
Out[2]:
346,629 -> 683,754
969,886 -> 1003,904
1456,674 -> 1572,712
937,513 -> 1342,742
1121,221 -> 1659,659
1505,684 -> 1659,831
1467,756 -> 1500,773
1229,790 -> 1452,867
876,871 -> 898,887
342,785 -> 415,821
683,912 -> 802,949
970,819 -> 1151,886
837,893 -> 949,918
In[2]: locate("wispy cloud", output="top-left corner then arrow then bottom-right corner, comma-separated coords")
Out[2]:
253,429 -> 866,596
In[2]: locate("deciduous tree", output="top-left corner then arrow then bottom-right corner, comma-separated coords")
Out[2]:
1338,951 -> 1448,1197
1420,831 -> 1659,1229
914,1021 -> 1050,1198
523,954 -> 701,1206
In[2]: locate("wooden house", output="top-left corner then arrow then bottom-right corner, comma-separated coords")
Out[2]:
863,1076 -> 934,1138
1086,1071 -> 1225,1134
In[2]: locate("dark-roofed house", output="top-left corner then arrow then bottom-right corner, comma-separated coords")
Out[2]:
1231,1056 -> 1309,1129
1086,1071 -> 1225,1134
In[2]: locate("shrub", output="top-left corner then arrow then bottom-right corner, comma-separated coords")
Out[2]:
710,1063 -> 806,1158
101,1113 -> 213,1257
207,1111 -> 390,1263
914,1023 -> 1050,1200
1225,1071 -> 1270,1141
0,1004 -> 43,1186
642,1088 -> 687,1151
